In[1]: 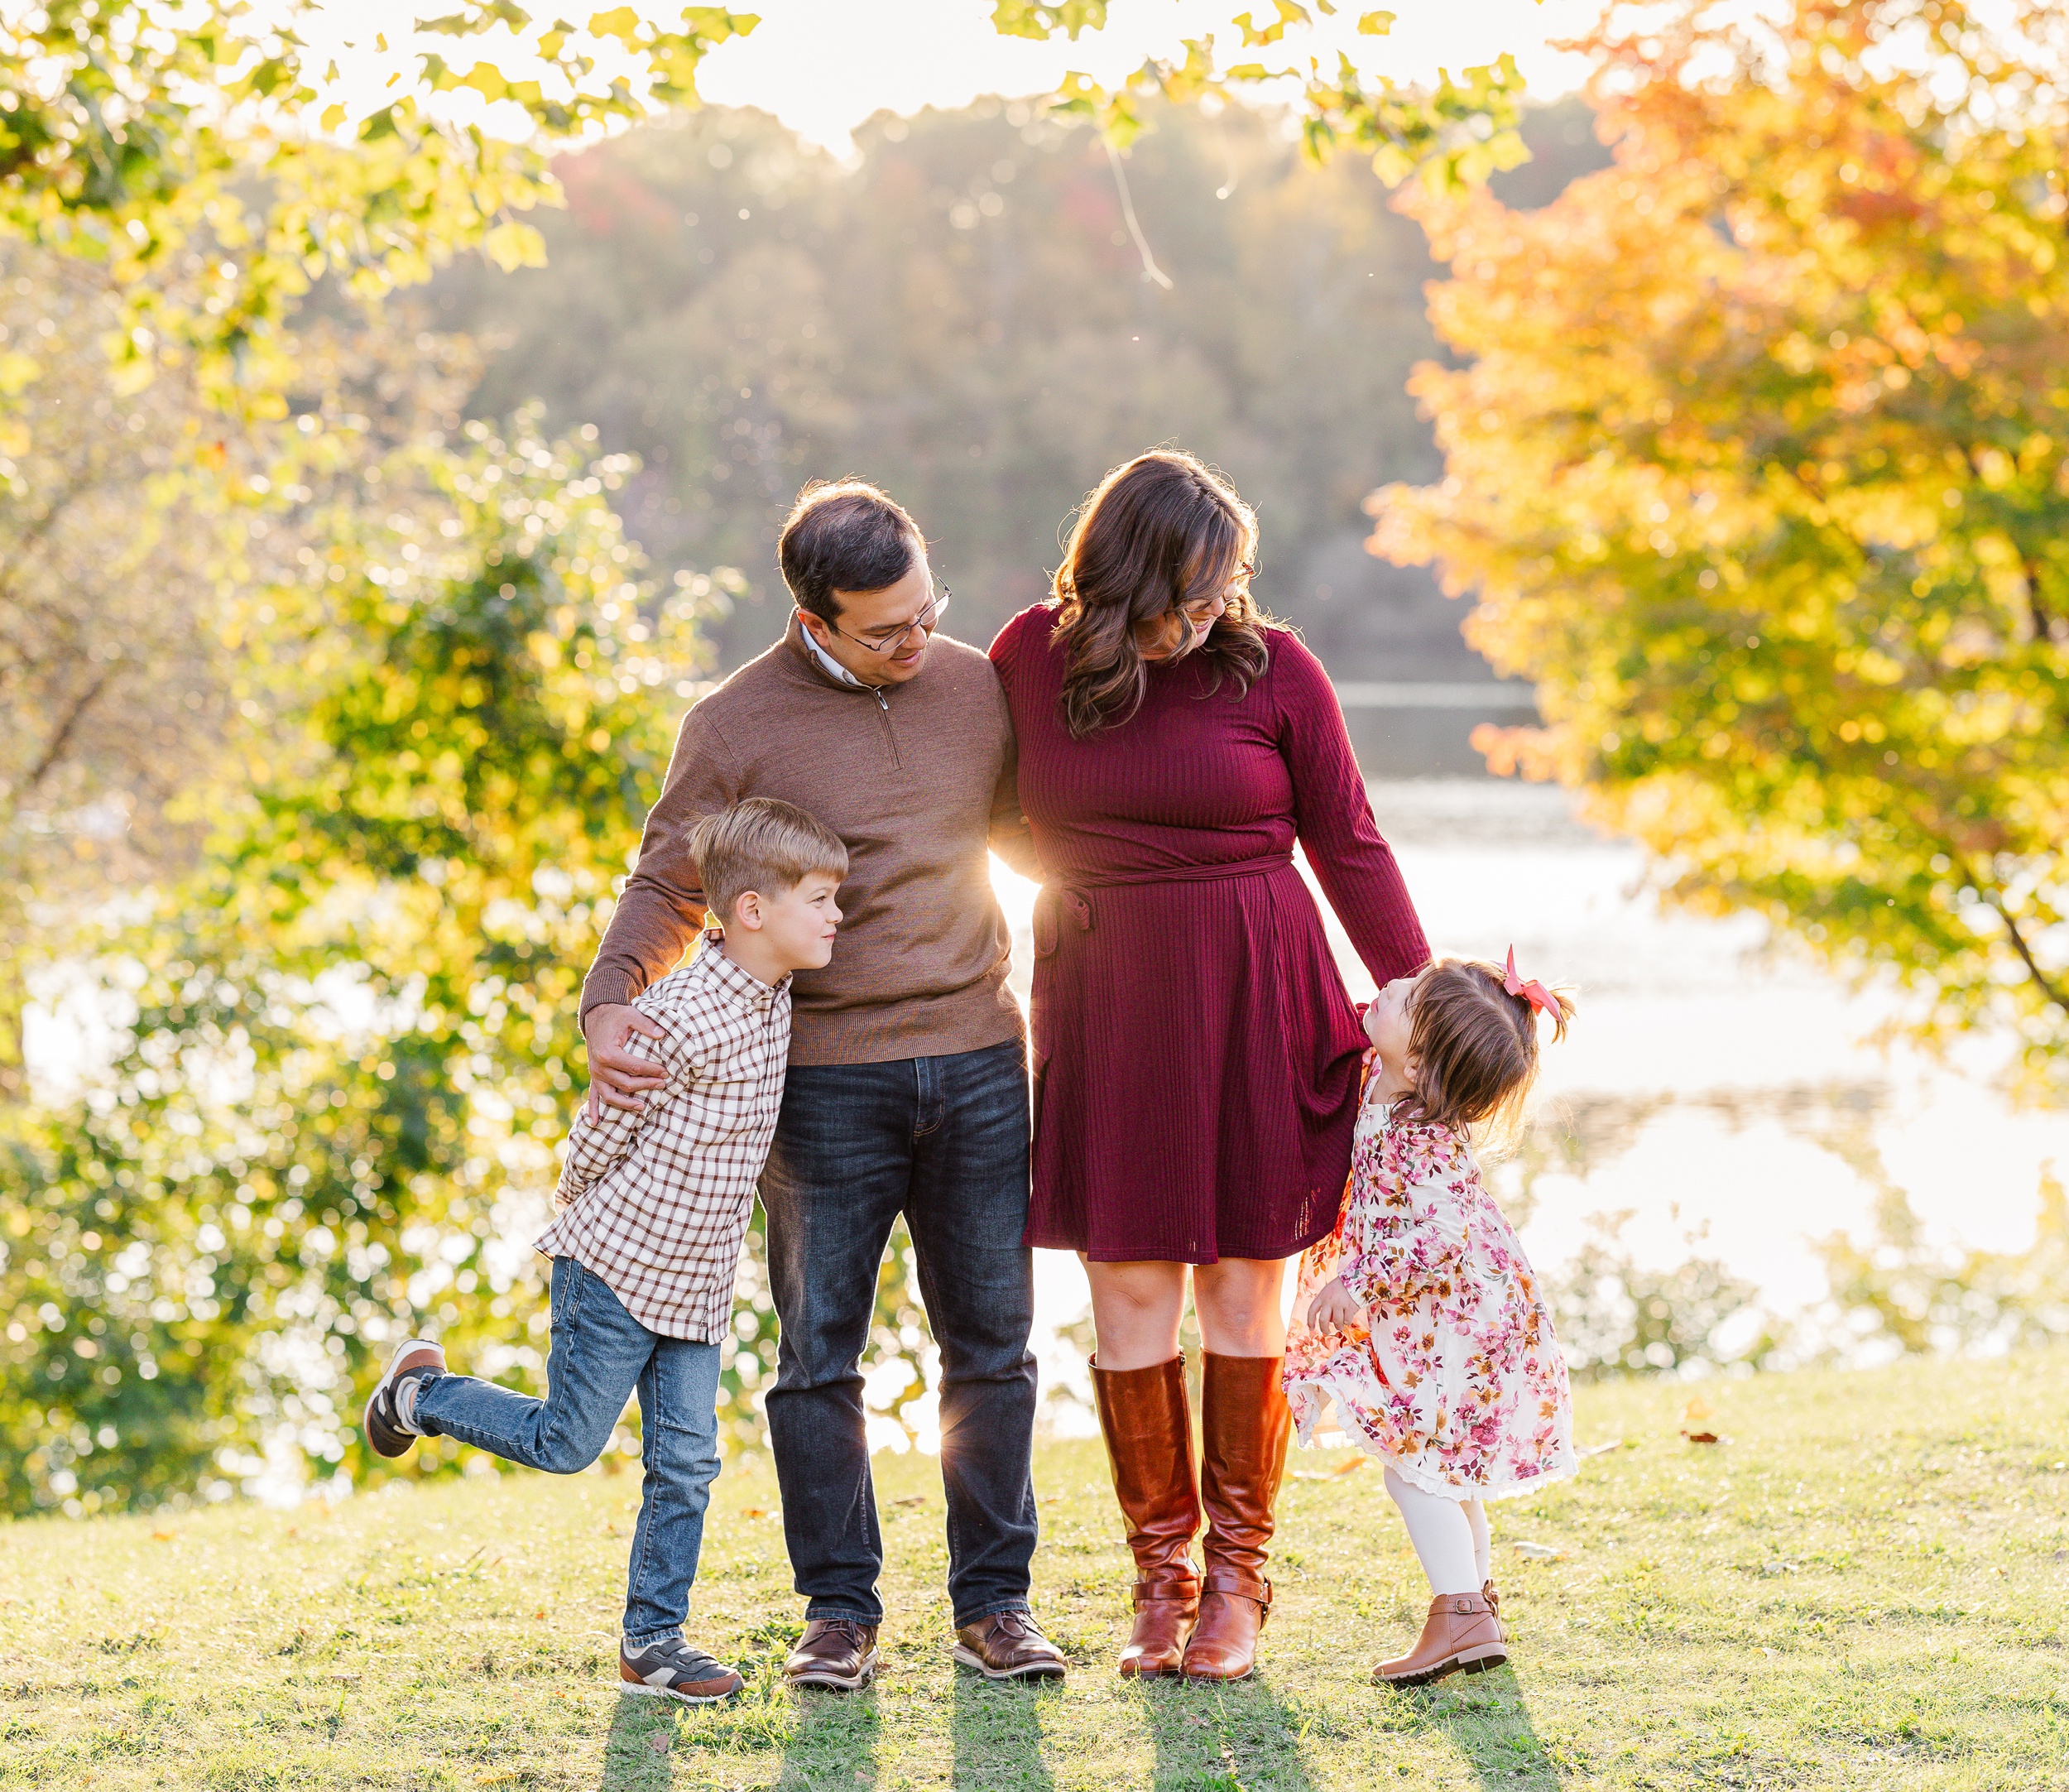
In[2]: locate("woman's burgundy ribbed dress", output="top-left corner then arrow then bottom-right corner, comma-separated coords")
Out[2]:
990,604 -> 1431,1265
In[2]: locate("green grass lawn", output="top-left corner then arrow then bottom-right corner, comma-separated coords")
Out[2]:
5,1352 -> 2067,1790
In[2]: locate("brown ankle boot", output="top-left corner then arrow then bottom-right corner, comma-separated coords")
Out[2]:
1372,1592 -> 1508,1687
1181,1352 -> 1291,1683
1091,1354 -> 1201,1677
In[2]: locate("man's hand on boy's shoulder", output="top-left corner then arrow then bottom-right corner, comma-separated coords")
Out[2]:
583,1003 -> 670,1121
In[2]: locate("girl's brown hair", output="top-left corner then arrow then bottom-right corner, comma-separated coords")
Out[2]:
1396,958 -> 1574,1151
1050,449 -> 1270,737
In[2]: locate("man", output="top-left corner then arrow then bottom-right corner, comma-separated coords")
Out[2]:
578,479 -> 1063,1689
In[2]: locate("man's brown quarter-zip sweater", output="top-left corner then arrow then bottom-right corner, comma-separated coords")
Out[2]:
579,616 -> 1037,1066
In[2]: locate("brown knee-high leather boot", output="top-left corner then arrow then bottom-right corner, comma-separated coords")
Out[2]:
1090,1354 -> 1201,1676
1182,1352 -> 1292,1682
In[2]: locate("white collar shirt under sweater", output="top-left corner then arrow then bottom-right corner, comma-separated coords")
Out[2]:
536,933 -> 791,1342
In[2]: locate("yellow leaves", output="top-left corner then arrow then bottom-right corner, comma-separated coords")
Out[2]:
483,221 -> 545,271
1234,2 -> 1310,48
0,347 -> 42,399
584,7 -> 643,46
991,0 -> 1110,40
456,62 -> 511,103
1358,11 -> 1395,35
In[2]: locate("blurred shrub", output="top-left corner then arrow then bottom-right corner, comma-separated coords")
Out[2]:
0,396 -> 739,1515
1548,1213 -> 1774,1382
1817,1165 -> 2069,1357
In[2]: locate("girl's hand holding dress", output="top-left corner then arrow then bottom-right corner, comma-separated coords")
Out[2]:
1303,1274 -> 1365,1334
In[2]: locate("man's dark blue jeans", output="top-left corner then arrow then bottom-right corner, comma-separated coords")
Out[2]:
759,1039 -> 1036,1630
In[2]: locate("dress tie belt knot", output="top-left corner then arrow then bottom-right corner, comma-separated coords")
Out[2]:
1031,853 -> 1294,959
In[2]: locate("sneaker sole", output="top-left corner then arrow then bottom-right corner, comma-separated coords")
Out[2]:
952,1644 -> 1067,1682
619,1678 -> 743,1706
787,1650 -> 880,1692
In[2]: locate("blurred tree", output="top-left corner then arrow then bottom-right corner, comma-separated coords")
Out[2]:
442,98 -> 1498,669
0,254 -> 477,1103
0,2 -> 758,396
0,255 -> 239,1103
0,401 -> 736,1513
0,5 -> 1524,407
1373,0 -> 2069,1098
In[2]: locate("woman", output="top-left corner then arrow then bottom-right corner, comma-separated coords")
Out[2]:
989,449 -> 1430,1682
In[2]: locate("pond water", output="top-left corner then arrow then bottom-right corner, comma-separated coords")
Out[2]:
991,779 -> 2065,1444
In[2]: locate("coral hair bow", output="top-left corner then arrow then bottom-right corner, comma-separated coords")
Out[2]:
1503,947 -> 1559,1020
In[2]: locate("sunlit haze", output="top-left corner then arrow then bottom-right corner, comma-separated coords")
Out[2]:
304,0 -> 1603,153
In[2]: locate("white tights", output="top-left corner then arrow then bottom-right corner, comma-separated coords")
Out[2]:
1385,1467 -> 1491,1597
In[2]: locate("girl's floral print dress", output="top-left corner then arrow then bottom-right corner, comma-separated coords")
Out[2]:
1283,1099 -> 1576,1501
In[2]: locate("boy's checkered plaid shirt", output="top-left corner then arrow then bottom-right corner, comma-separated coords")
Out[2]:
535,932 -> 791,1341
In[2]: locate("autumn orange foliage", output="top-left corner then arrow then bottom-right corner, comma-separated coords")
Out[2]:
1374,0 -> 2069,1095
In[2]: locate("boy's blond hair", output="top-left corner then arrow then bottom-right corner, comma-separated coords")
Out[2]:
686,798 -> 848,925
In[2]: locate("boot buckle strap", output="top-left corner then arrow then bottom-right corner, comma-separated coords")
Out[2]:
1133,1575 -> 1201,1607
1202,1567 -> 1270,1607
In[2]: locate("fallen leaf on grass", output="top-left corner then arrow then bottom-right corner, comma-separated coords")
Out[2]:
893,1496 -> 927,1508
534,1610 -> 547,1620
647,1732 -> 671,1754
151,1531 -> 175,1542
1682,1396 -> 1714,1426
1683,1431 -> 1721,1445
1512,1541 -> 1565,1560
739,1507 -> 768,1519
1757,1647 -> 1778,1658
1575,1439 -> 1623,1458
329,1674 -> 362,1686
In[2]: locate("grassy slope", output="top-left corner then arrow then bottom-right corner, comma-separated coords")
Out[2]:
4,1353 -> 2067,1791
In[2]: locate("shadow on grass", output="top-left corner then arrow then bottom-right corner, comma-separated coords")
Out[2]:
1387,1665 -> 1563,1788
1135,1673 -> 1322,1791
598,1694 -> 676,1792
775,1684 -> 881,1789
951,1666 -> 1060,1788
593,1624 -> 871,1791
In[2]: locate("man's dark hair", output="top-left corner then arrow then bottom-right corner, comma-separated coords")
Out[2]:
778,479 -> 921,622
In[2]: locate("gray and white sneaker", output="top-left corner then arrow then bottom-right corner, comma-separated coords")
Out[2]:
362,1338 -> 445,1458
619,1636 -> 745,1705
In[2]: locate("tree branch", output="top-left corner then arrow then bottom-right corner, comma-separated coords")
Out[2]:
22,665 -> 113,795
2022,553 -> 2060,644
1963,855 -> 2069,1013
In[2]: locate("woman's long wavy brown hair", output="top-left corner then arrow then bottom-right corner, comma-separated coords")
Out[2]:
1052,449 -> 1270,737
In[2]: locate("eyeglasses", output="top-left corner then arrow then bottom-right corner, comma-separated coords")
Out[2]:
1178,562 -> 1255,623
829,587 -> 951,656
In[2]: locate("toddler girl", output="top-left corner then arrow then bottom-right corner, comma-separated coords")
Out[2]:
1283,951 -> 1577,1687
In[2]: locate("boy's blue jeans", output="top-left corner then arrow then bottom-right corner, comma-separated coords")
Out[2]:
413,1255 -> 722,1646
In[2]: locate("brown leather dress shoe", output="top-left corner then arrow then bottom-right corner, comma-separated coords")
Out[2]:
1372,1592 -> 1508,1687
953,1611 -> 1068,1682
785,1617 -> 880,1691
1180,1352 -> 1292,1684
1091,1353 -> 1201,1677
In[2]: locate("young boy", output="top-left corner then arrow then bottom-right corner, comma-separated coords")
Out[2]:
361,797 -> 847,1704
